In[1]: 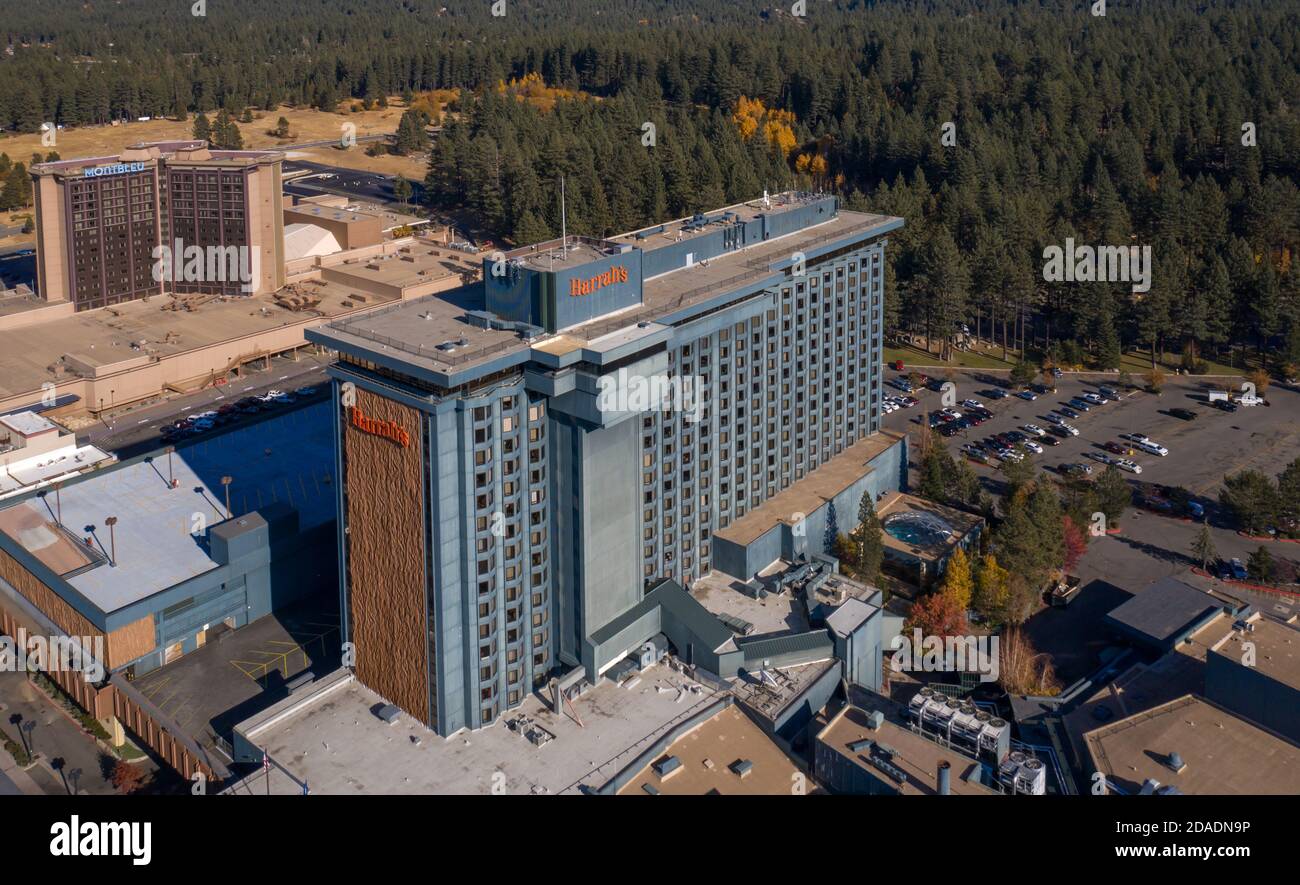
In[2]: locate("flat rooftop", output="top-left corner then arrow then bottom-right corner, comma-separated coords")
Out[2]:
0,278 -> 403,402
817,704 -> 997,795
0,456 -> 223,612
316,206 -> 900,373
1062,612 -> 1240,760
0,442 -> 115,497
0,412 -> 57,437
716,430 -> 906,547
689,570 -> 809,635
613,191 -> 828,251
246,666 -> 726,794
0,398 -> 336,613
734,658 -> 839,725
1210,617 -> 1300,688
1106,576 -> 1224,646
616,704 -> 808,795
1085,694 -> 1300,795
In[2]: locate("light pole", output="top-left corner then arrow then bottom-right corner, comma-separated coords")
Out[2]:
104,516 -> 118,566
221,476 -> 233,519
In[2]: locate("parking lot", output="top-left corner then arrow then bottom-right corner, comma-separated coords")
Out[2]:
885,370 -> 1300,499
884,369 -> 1300,606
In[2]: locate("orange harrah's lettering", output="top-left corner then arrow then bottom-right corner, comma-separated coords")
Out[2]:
348,406 -> 411,447
569,264 -> 629,297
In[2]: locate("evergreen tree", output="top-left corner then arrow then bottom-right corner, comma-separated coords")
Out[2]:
1191,521 -> 1217,571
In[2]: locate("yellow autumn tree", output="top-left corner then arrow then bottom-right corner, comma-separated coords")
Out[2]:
939,547 -> 974,612
973,553 -> 1011,622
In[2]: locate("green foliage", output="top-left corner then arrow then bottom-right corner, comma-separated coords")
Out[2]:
1191,522 -> 1217,571
0,1 -> 1297,358
856,491 -> 884,584
1220,469 -> 1281,535
1093,466 -> 1131,524
1247,545 -> 1275,584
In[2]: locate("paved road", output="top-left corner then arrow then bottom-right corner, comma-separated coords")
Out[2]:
0,670 -> 128,795
84,354 -> 331,457
280,135 -> 389,151
282,160 -> 425,208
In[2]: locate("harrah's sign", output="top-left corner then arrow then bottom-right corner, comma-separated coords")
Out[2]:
348,406 -> 410,447
570,264 -> 629,297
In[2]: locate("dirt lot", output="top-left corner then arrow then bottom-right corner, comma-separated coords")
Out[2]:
0,104 -> 405,162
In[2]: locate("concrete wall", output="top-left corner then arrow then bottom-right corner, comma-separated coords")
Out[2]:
1205,647 -> 1300,743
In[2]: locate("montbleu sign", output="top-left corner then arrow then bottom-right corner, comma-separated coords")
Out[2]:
82,161 -> 147,178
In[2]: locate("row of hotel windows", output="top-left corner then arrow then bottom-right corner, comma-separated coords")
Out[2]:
467,394 -> 550,725
638,248 -> 883,583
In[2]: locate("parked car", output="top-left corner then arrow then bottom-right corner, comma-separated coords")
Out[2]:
961,399 -> 984,410
1062,463 -> 1094,478
1022,424 -> 1046,437
1134,492 -> 1174,513
1058,406 -> 1081,419
1086,451 -> 1112,465
1103,441 -> 1128,455
1098,386 -> 1119,400
1229,558 -> 1248,580
1039,434 -> 1061,447
984,388 -> 1009,400
1215,400 -> 1239,413
1021,440 -> 1044,454
1169,408 -> 1197,420
1015,389 -> 1038,401
1067,398 -> 1092,412
1044,413 -> 1065,426
1135,440 -> 1169,457
1114,458 -> 1143,474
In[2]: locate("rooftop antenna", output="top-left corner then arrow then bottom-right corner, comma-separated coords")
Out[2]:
560,174 -> 567,256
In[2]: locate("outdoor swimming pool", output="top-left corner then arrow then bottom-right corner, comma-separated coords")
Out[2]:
883,511 -> 954,547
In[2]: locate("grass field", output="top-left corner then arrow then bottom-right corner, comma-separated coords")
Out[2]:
1118,347 -> 1245,377
884,343 -> 1019,370
0,104 -> 405,161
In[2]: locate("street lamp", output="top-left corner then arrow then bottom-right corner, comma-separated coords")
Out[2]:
221,476 -> 233,519
104,516 -> 118,566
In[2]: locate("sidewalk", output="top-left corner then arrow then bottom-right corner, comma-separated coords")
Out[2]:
0,670 -> 124,794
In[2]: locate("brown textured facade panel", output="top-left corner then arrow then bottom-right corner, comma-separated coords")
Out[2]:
107,614 -> 156,670
0,546 -> 100,641
343,388 -> 431,725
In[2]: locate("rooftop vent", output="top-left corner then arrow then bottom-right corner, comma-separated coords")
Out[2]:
1166,751 -> 1187,774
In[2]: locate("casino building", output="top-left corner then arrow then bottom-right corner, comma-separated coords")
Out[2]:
31,141 -> 285,310
307,192 -> 907,735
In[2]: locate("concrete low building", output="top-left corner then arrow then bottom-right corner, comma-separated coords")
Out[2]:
0,410 -> 115,500
0,401 -> 337,781
815,703 -> 998,795
1085,694 -> 1300,795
